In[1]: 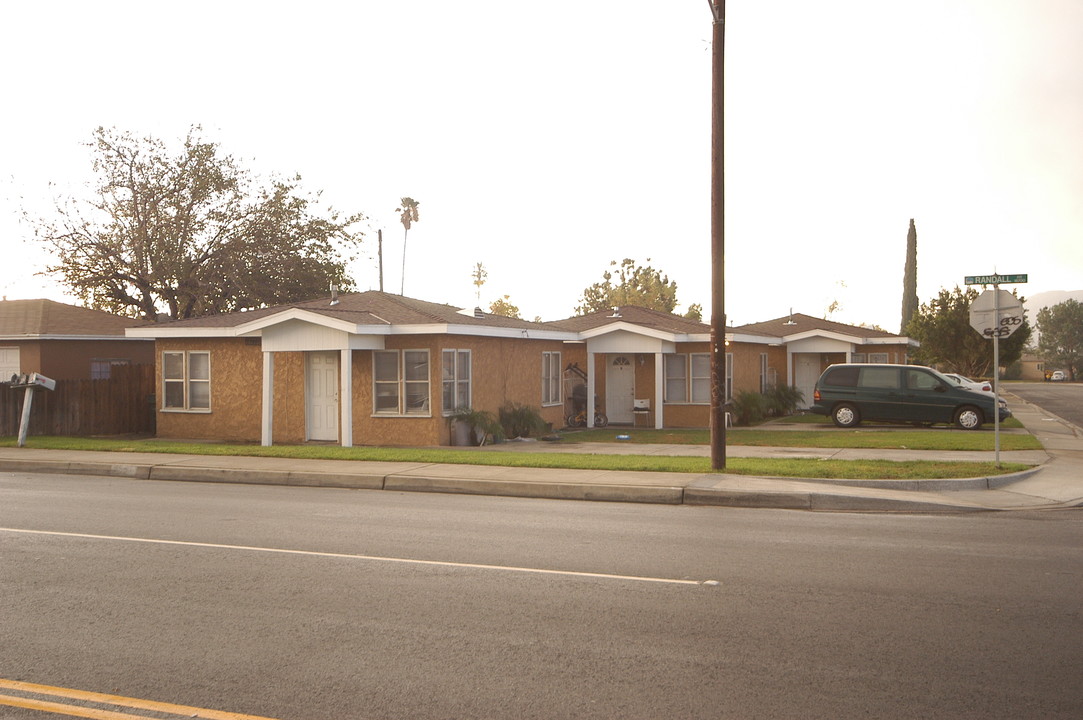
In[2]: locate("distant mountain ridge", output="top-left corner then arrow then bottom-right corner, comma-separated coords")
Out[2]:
1023,290 -> 1083,318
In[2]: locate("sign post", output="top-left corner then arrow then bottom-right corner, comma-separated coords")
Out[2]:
966,274 -> 1027,465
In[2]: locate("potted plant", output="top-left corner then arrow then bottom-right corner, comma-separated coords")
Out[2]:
447,407 -> 501,446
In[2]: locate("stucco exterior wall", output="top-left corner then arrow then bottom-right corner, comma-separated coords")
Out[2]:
1,339 -> 153,381
155,338 -> 264,442
155,334 -> 568,446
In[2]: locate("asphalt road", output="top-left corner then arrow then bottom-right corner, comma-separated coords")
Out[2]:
1008,380 -> 1083,428
3,473 -> 1082,719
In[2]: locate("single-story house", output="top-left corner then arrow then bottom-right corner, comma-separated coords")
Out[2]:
127,293 -> 916,446
0,298 -> 154,381
728,313 -> 917,409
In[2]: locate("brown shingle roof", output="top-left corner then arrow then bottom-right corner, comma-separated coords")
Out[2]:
0,299 -> 142,337
732,313 -> 903,339
548,306 -> 710,334
139,291 -> 552,331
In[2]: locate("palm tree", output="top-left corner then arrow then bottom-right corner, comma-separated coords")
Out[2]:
396,197 -> 420,295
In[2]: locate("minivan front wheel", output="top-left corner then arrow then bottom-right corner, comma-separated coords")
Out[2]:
832,403 -> 861,428
954,406 -> 984,430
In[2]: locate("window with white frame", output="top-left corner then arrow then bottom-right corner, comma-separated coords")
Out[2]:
850,353 -> 867,363
869,352 -> 889,363
442,349 -> 471,414
541,351 -> 561,406
374,349 -> 430,415
691,353 -> 711,403
162,351 -> 210,411
664,353 -> 712,404
759,353 -> 769,392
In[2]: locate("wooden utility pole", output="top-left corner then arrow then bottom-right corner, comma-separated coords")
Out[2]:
708,0 -> 726,469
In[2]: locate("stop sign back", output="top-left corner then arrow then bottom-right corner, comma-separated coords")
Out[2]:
969,288 -> 1024,339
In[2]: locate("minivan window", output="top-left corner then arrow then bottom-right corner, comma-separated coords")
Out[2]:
827,366 -> 860,387
906,368 -> 941,391
860,367 -> 899,389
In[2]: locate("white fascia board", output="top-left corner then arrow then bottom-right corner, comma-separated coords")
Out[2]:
782,329 -> 866,344
0,334 -> 153,342
236,309 -> 373,335
726,332 -> 778,345
863,336 -> 918,347
389,323 -> 578,341
126,326 -> 242,338
577,322 -> 675,343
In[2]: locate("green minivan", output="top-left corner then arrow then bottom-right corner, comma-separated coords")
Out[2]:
810,363 -> 1010,430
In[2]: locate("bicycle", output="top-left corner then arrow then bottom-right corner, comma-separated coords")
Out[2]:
566,409 -> 608,428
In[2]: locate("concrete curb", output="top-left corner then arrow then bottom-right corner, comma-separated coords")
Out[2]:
0,454 -> 1063,512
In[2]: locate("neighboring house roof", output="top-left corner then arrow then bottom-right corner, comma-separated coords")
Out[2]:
549,306 -> 710,337
128,291 -> 573,339
728,312 -> 916,346
0,298 -> 148,341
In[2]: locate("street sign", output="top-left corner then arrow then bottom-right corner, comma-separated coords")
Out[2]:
969,288 -> 1024,339
965,274 -> 1027,285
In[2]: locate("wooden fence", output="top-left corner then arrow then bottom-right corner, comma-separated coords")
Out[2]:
0,364 -> 156,437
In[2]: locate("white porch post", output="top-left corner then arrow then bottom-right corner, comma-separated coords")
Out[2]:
654,352 -> 664,429
340,349 -> 353,447
586,351 -> 596,428
261,351 -> 274,446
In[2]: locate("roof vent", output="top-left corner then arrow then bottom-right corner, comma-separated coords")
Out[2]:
329,284 -> 340,306
783,308 -> 796,325
607,306 -> 622,318
474,307 -> 484,319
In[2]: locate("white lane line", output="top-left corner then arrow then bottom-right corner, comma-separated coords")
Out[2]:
0,527 -> 712,586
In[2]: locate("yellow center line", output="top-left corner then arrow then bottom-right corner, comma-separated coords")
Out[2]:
0,679 -> 280,720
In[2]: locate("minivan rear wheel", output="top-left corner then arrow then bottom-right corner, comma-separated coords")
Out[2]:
832,403 -> 860,428
954,405 -> 984,430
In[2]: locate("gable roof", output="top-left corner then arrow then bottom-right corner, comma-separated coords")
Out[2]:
128,291 -> 571,338
549,306 -> 711,336
0,299 -> 146,340
730,312 -> 913,345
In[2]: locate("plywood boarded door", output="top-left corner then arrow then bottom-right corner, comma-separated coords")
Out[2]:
306,351 -> 339,441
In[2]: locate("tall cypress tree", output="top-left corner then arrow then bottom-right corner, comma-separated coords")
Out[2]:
900,218 -> 919,333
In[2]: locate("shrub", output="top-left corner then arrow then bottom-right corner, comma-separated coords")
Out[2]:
499,403 -> 550,438
447,407 -> 503,445
730,390 -> 768,426
764,384 -> 804,417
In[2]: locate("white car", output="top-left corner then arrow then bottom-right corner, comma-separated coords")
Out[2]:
943,373 -> 992,394
1051,370 -> 1066,381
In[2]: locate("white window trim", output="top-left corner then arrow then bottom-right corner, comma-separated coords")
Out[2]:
372,349 -> 431,417
161,350 -> 211,413
541,351 -> 562,406
441,349 -> 472,415
664,353 -> 712,405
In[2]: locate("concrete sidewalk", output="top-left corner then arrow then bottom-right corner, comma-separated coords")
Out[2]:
1,394 -> 1080,513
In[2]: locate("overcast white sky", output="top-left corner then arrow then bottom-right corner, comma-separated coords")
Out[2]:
2,0 -> 1080,331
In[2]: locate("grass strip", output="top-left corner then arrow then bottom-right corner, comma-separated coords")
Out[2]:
0,436 -> 1030,479
563,426 -> 1041,451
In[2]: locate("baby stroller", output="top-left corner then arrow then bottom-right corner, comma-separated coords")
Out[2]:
566,384 -> 608,428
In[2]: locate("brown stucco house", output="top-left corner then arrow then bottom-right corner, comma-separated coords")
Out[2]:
127,293 -> 916,446
0,298 -> 154,382
728,313 -> 917,409
127,292 -> 577,446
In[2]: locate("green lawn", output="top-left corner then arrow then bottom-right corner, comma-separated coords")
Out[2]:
561,424 -> 1041,451
0,434 -> 1034,480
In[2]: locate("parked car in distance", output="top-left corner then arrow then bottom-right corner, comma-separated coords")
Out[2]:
810,363 -> 1011,430
942,373 -> 992,394
1051,370 -> 1066,381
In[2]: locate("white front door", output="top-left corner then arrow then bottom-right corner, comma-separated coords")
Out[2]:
794,354 -> 821,409
605,355 -> 635,424
306,351 -> 339,441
